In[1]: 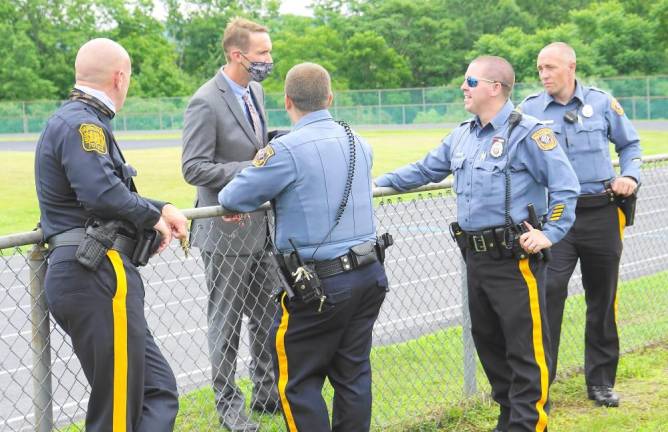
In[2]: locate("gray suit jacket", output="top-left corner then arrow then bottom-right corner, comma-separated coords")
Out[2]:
182,72 -> 269,255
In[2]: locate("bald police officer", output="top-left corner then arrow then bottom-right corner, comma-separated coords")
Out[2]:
35,38 -> 187,431
520,42 -> 642,407
376,56 -> 580,432
219,63 -> 389,432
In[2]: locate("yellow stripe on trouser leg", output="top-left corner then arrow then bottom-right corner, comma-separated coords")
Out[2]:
519,258 -> 549,432
276,293 -> 298,432
107,250 -> 128,432
615,208 -> 626,324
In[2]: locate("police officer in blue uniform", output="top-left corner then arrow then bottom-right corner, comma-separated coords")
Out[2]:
219,63 -> 389,432
520,42 -> 642,408
35,38 -> 187,431
376,56 -> 580,432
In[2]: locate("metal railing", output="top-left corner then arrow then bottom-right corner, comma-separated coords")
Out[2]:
1,155 -> 667,431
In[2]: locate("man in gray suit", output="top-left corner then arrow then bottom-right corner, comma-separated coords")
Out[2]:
181,17 -> 279,432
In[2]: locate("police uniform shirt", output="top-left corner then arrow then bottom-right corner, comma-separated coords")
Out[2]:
520,81 -> 642,194
219,109 -> 377,261
375,100 -> 580,244
35,90 -> 162,240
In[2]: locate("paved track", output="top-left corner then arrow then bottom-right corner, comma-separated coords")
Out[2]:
1,120 -> 667,151
1,164 -> 667,430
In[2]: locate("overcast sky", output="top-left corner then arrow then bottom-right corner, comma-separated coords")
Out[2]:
153,1 -> 315,20
279,0 -> 314,16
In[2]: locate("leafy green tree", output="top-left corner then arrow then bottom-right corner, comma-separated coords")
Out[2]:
264,24 -> 347,92
570,1 -> 662,75
107,2 -> 193,97
338,31 -> 411,89
470,24 -> 602,83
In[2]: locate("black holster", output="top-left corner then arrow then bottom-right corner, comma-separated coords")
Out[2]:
375,232 -> 394,264
131,229 -> 162,267
272,254 -> 296,301
449,222 -> 468,259
615,191 -> 639,226
75,219 -> 120,271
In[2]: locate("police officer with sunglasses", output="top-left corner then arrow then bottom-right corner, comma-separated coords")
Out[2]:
376,56 -> 580,432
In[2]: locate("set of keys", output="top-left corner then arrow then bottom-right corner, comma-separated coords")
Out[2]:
180,236 -> 190,258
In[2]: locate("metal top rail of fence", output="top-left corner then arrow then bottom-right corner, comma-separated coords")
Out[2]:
1,75 -> 667,133
1,154 -> 668,431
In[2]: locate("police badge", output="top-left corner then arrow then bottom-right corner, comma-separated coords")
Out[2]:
490,137 -> 505,158
581,104 -> 594,118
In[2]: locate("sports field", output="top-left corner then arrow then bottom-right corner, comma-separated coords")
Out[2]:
0,128 -> 666,236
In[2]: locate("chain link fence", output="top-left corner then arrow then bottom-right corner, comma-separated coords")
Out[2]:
1,155 -> 667,431
1,76 -> 667,133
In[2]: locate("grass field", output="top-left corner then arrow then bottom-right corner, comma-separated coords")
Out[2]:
89,270 -> 664,432
1,128 -> 666,237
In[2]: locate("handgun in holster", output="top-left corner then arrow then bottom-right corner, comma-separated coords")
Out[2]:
449,222 -> 468,259
614,184 -> 640,227
605,180 -> 640,226
375,232 -> 394,264
272,253 -> 296,302
75,219 -> 121,271
131,229 -> 163,267
524,203 -> 551,262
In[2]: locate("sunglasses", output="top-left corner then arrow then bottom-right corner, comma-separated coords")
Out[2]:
465,76 -> 510,88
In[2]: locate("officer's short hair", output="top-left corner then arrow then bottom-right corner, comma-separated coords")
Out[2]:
472,55 -> 515,98
541,42 -> 577,63
222,17 -> 268,61
285,63 -> 332,113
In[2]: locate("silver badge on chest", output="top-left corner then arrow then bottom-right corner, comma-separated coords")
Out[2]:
581,104 -> 594,118
490,137 -> 505,158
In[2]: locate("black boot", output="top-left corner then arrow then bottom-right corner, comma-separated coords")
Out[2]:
587,385 -> 620,407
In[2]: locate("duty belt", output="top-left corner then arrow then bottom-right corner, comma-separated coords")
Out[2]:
465,227 -> 514,257
576,191 -> 615,209
48,228 -> 137,257
281,239 -> 389,280
453,223 -> 538,260
313,248 -> 379,279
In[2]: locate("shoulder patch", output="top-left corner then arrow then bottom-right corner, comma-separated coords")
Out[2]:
252,145 -> 275,167
79,123 -> 107,154
610,97 -> 624,116
530,127 -> 558,151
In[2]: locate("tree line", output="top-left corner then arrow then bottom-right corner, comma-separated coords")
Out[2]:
1,0 -> 666,101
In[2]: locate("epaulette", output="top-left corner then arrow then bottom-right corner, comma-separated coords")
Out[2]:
459,117 -> 475,127
520,91 -> 542,104
587,86 -> 609,95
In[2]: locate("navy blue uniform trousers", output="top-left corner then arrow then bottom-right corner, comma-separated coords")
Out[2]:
546,201 -> 625,386
272,261 -> 387,432
466,251 -> 551,432
45,246 -> 178,432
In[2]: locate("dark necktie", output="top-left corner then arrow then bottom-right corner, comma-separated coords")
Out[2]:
242,92 -> 263,144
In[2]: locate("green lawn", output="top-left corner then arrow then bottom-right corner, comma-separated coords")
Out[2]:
168,270 -> 668,431
1,128 -> 666,237
123,270 -> 668,431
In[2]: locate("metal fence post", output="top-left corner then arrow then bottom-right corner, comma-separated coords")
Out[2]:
22,101 -> 29,134
28,243 -> 53,432
460,256 -> 477,396
646,76 -> 651,120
